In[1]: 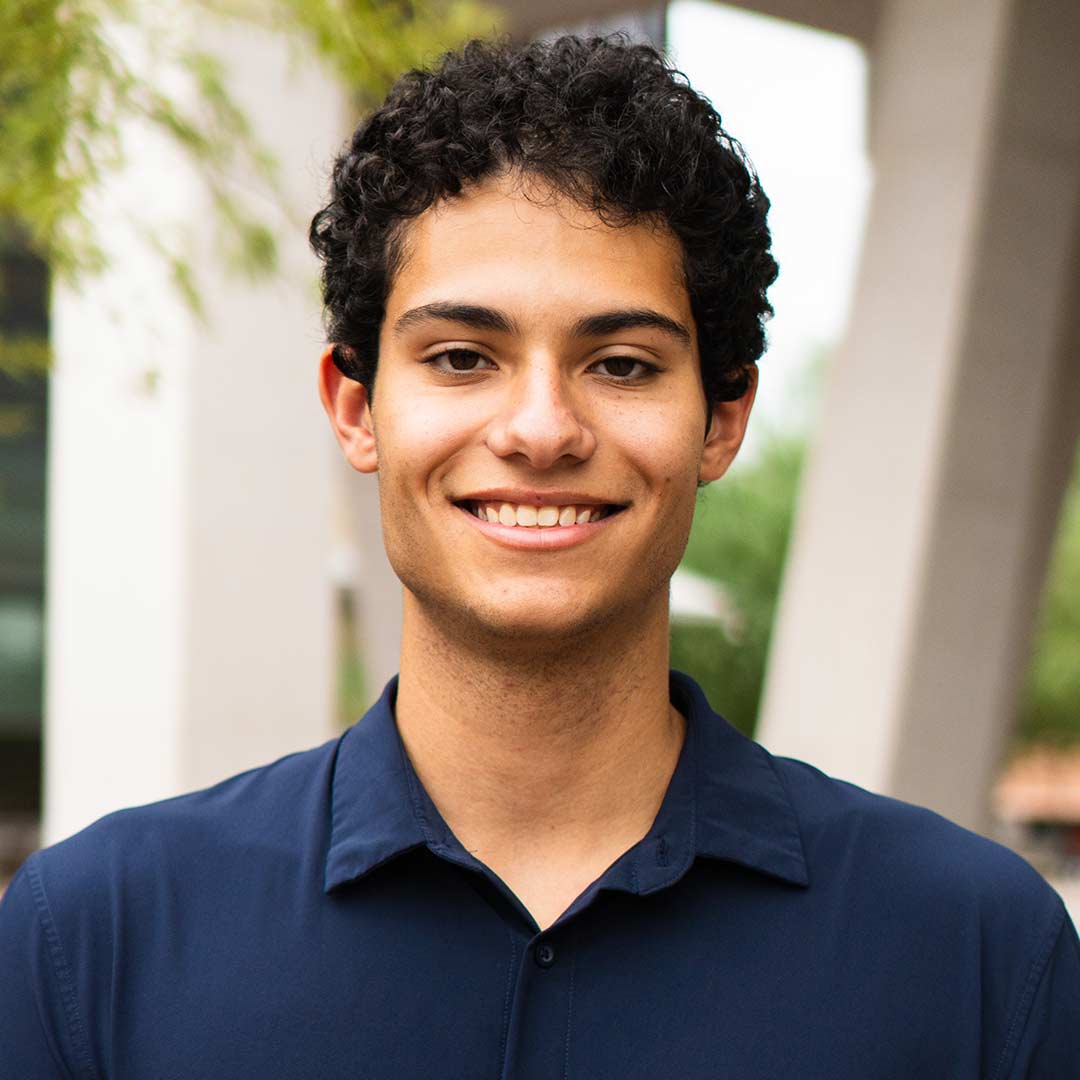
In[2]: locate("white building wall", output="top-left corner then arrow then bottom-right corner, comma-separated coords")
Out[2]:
44,19 -> 347,843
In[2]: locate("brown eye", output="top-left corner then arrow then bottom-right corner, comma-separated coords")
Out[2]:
592,356 -> 657,379
447,349 -> 482,370
424,349 -> 495,374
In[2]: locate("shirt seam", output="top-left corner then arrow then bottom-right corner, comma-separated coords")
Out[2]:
687,715 -> 699,866
762,751 -> 811,885
498,932 -> 518,1076
638,727 -> 698,894
398,727 -> 444,849
25,854 -> 101,1080
562,943 -> 577,1080
989,900 -> 1067,1080
640,735 -> 698,894
324,731 -> 348,886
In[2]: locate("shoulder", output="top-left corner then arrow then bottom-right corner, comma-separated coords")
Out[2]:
0,736 -> 345,1076
767,754 -> 1080,1075
27,734 -> 344,915
698,742 -> 1080,1076
769,751 -> 1067,945
769,753 -> 1073,1061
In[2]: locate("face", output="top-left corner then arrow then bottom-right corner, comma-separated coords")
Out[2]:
320,172 -> 756,646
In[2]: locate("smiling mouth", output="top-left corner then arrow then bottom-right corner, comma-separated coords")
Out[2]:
453,500 -> 626,528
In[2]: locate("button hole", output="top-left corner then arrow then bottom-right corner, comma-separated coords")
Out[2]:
656,835 -> 669,867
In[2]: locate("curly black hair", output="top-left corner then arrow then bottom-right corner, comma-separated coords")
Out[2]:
310,34 -> 777,408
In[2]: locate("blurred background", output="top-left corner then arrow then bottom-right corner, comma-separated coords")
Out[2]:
2,0 -> 1079,915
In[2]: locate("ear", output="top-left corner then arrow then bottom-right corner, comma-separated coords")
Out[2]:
318,346 -> 378,474
698,364 -> 758,484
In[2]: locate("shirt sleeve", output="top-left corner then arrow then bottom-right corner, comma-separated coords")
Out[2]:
1003,905 -> 1080,1079
0,858 -> 82,1080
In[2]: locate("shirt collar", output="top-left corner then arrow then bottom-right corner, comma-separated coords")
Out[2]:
324,676 -> 425,891
672,670 -> 808,887
324,670 -> 808,894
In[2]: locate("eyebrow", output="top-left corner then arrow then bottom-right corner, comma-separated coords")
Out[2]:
571,309 -> 692,347
393,302 -> 519,337
391,301 -> 692,347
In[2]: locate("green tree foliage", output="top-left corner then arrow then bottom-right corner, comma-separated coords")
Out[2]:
1017,442 -> 1080,746
0,0 -> 498,370
671,432 -> 806,737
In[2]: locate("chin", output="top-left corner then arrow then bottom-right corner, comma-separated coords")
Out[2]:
407,578 -> 620,648
467,592 -> 610,643
482,611 -> 603,645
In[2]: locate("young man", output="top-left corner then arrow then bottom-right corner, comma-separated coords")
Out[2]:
2,35 -> 1078,1079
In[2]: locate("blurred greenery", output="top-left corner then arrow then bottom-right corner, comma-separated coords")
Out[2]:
335,588 -> 368,730
672,419 -> 1080,748
1017,441 -> 1080,746
0,0 -> 499,374
671,432 -> 806,737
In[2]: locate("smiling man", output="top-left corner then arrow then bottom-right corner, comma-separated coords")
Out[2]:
318,166 -> 737,932
2,34 -> 1078,1080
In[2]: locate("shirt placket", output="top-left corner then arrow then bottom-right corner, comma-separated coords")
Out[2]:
499,923 -> 577,1080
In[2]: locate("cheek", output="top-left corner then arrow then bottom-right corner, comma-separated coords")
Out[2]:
615,404 -> 704,492
370,403 -> 446,562
623,402 -> 704,544
375,393 -> 474,492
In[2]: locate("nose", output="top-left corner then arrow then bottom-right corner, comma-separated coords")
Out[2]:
484,358 -> 597,469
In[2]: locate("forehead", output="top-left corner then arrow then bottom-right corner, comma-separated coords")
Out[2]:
385,173 -> 692,329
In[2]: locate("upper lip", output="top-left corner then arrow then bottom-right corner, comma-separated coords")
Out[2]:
452,489 -> 627,507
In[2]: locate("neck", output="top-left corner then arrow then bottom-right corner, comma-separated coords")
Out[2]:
394,591 -> 685,874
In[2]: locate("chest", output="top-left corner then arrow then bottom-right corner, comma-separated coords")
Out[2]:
96,860 -> 987,1080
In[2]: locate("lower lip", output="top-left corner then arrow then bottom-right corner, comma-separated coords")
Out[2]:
454,505 -> 622,551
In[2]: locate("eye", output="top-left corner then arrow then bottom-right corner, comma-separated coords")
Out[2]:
422,348 -> 495,374
589,356 -> 659,380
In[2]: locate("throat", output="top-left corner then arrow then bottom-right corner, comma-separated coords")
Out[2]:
392,583 -> 684,906
475,833 -> 655,932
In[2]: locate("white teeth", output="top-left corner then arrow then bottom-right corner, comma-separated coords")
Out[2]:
468,500 -> 615,527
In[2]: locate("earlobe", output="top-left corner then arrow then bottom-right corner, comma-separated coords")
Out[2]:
698,364 -> 758,485
317,346 -> 378,474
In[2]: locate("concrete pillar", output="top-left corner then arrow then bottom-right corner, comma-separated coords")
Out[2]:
757,0 -> 1080,834
44,21 -> 346,844
503,0 -> 666,43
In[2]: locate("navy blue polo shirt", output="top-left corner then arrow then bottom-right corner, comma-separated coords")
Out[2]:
2,672 -> 1078,1078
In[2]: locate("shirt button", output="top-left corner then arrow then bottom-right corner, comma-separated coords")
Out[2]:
535,942 -> 556,968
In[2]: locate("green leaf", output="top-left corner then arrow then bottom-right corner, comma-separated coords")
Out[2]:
0,0 -> 499,348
